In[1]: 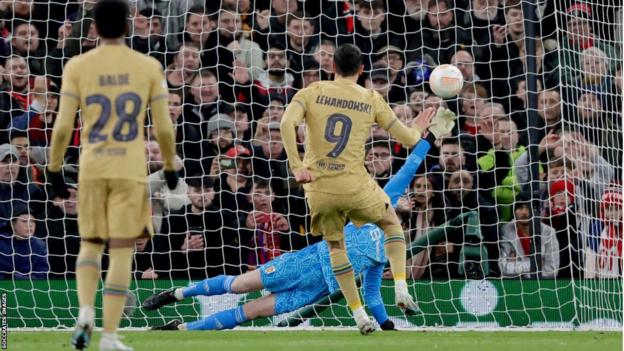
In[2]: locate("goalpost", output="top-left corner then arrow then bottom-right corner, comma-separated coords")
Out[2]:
1,0 -> 622,330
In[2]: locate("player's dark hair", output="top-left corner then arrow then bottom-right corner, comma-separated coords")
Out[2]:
93,0 -> 129,39
440,137 -> 462,150
334,44 -> 362,77
252,177 -> 272,190
356,0 -> 384,11
286,11 -> 313,27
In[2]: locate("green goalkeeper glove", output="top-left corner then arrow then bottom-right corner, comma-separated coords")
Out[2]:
428,107 -> 457,139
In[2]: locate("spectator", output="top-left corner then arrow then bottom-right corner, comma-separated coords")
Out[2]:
241,178 -> 290,269
253,42 -> 295,103
0,144 -> 29,234
376,45 -> 408,103
219,4 -> 264,82
251,122 -> 289,196
253,0 -> 298,51
396,175 -> 440,279
429,137 -> 467,192
393,104 -> 415,126
167,92 -> 204,173
183,69 -> 222,138
406,0 -> 473,65
342,0 -> 396,70
543,180 -> 582,278
478,119 -> 524,221
282,12 -> 319,74
0,205 -> 48,279
166,43 -> 200,92
0,56 -> 33,143
575,92 -> 622,171
227,103 -> 252,144
444,169 -> 499,275
469,102 -> 501,156
296,58 -> 321,90
10,131 -> 43,189
312,39 -> 336,80
367,63 -> 391,102
409,89 -> 430,114
10,22 -> 44,75
572,47 -> 616,106
155,176 -> 241,279
36,178 -> 79,278
450,50 -> 480,85
11,77 -> 59,147
458,83 -> 487,133
365,138 -> 393,188
254,95 -> 286,144
585,188 -> 622,278
559,2 -> 618,85
204,113 -> 237,175
213,144 -> 253,214
499,193 -> 560,278
131,7 -> 166,63
146,141 -> 188,235
537,89 -> 564,139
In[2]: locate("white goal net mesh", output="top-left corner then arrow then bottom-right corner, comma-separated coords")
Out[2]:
1,0 -> 621,330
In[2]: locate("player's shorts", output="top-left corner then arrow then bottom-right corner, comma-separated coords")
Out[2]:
260,250 -> 329,315
78,179 -> 153,241
306,182 -> 390,242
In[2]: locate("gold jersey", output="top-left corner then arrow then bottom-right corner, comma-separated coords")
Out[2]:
49,44 -> 176,182
281,78 -> 423,194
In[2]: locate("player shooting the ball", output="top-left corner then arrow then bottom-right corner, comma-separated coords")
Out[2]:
143,108 -> 456,332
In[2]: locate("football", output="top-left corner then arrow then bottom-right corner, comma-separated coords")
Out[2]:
428,64 -> 464,98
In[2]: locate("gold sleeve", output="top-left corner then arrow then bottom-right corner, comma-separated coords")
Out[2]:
373,92 -> 422,147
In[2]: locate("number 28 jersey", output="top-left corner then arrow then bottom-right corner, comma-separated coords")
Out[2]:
289,79 -> 398,194
60,45 -> 169,182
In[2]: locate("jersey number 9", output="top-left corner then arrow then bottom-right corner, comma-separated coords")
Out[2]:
324,113 -> 352,158
86,92 -> 141,143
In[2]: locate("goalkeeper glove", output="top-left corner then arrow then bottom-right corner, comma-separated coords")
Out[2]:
428,107 -> 457,139
380,319 -> 396,331
46,169 -> 70,199
164,170 -> 179,190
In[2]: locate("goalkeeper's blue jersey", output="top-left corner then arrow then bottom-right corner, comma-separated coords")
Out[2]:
317,223 -> 387,293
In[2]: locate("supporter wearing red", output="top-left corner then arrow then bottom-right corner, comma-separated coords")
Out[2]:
585,188 -> 623,279
543,180 -> 582,278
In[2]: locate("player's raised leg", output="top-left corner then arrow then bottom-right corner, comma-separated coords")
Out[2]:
377,206 -> 418,312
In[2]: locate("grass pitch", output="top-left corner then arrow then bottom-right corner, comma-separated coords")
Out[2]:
8,330 -> 621,351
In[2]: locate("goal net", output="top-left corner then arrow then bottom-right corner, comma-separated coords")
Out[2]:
1,0 -> 622,330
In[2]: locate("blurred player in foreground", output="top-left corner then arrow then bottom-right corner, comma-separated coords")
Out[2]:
47,0 -> 178,350
280,43 -> 453,334
143,109 -> 456,331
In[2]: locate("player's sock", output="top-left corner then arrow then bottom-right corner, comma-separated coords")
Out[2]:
75,241 -> 104,315
102,247 -> 133,333
181,275 -> 236,298
185,306 -> 247,331
330,250 -> 362,311
383,225 -> 407,282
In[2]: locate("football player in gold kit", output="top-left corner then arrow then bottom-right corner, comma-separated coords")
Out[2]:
281,43 -> 453,334
47,1 -> 178,349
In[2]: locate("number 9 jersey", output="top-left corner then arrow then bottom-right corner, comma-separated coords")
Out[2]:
283,79 -> 421,195
50,45 -> 173,183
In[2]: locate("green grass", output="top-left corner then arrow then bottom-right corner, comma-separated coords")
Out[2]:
7,330 -> 622,351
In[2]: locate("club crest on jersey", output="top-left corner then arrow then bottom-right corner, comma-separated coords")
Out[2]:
265,266 -> 276,274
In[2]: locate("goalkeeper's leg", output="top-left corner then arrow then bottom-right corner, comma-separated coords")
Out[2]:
327,239 -> 375,335
377,207 -> 418,313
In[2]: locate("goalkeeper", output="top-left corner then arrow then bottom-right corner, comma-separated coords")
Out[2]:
143,108 -> 455,331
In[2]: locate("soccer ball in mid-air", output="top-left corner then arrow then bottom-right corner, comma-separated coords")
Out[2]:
428,64 -> 464,98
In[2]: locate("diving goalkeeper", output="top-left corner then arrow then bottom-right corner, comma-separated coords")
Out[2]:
143,107 -> 455,331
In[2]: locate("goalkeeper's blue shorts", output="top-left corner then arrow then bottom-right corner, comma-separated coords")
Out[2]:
260,249 -> 329,314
